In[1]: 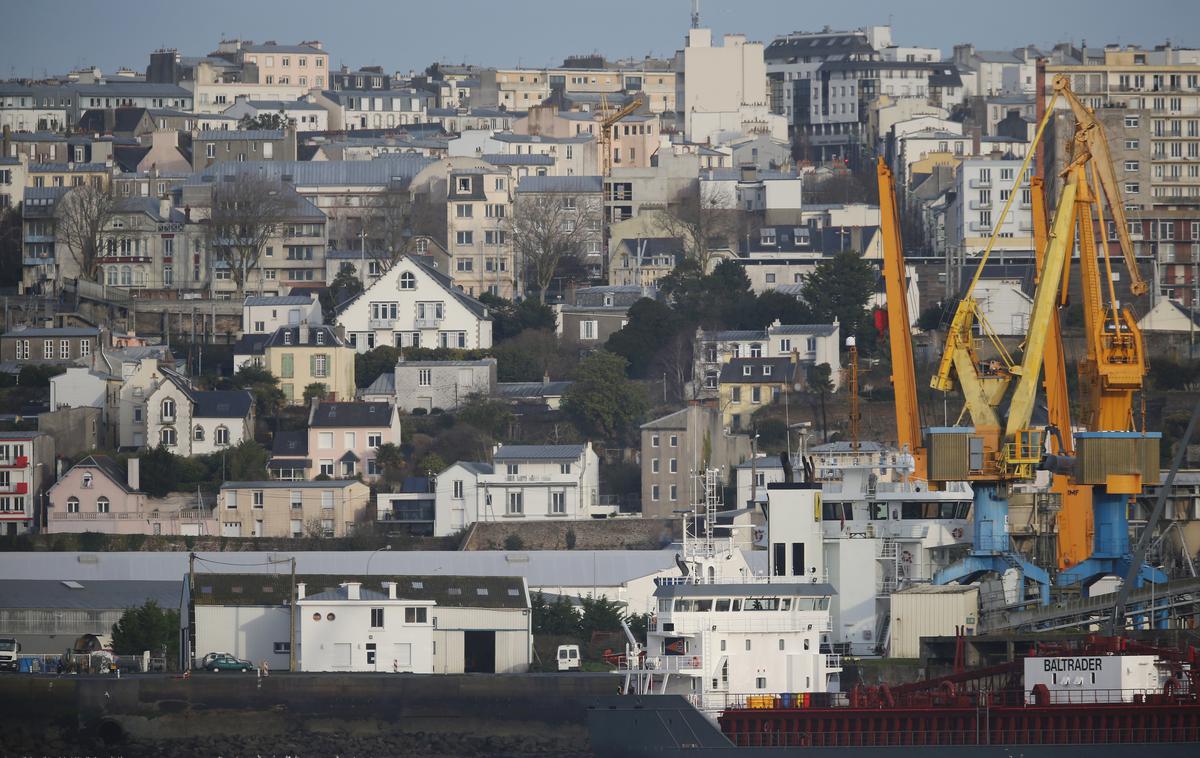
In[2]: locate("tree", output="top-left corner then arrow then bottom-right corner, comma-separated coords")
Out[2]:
221,439 -> 270,482
800,251 -> 876,343
111,600 -> 179,660
658,258 -> 756,329
578,595 -> 627,638
808,363 -> 834,442
490,329 -> 574,382
375,442 -> 407,485
355,345 -> 402,389
479,293 -> 555,341
303,382 -> 330,404
416,452 -> 447,476
204,176 -> 291,294
531,592 -> 578,636
657,183 -> 742,271
137,445 -> 184,498
457,393 -> 513,438
752,290 -> 814,329
360,188 -> 445,270
231,366 -> 286,418
324,263 -> 364,316
56,183 -> 123,282
605,298 -> 686,379
511,192 -> 601,302
563,351 -> 648,446
238,110 -> 287,130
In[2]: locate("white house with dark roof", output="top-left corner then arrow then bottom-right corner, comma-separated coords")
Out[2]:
307,400 -> 401,480
387,358 -> 497,412
143,366 -> 254,455
334,254 -> 493,353
297,581 -> 435,672
433,443 -> 606,537
222,97 -> 328,131
243,293 -> 323,335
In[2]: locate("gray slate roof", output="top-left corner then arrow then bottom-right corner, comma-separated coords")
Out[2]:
719,358 -> 798,384
219,480 -> 361,490
69,455 -> 137,493
245,294 -> 314,306
362,372 -> 396,396
195,130 -> 286,140
196,155 -> 433,188
0,580 -> 180,610
493,444 -> 585,461
516,175 -> 603,194
192,390 -> 254,419
310,401 -> 393,428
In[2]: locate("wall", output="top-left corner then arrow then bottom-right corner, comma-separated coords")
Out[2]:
298,598 -> 434,673
194,605 -> 291,670
889,586 -> 979,658
37,406 -> 103,457
461,517 -> 679,551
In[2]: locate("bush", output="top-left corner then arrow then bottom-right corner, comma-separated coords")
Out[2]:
503,534 -> 525,551
430,407 -> 444,415
412,408 -> 427,416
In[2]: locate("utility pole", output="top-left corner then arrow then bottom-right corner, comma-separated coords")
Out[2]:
289,556 -> 297,672
188,552 -> 195,671
847,336 -> 860,452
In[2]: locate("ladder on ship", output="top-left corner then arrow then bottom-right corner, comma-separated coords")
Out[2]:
875,537 -> 900,653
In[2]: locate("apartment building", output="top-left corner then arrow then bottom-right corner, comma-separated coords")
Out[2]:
222,98 -> 328,131
676,28 -> 786,144
0,431 -> 55,536
243,294 -> 323,335
261,324 -> 355,404
640,406 -> 752,519
765,26 -> 884,129
384,358 -> 497,413
217,479 -> 370,538
335,254 -> 493,352
0,325 -> 102,367
190,129 -> 298,169
446,167 -> 516,297
432,443 -> 609,537
944,158 -> 1033,259
0,84 -> 70,132
693,321 -> 842,400
313,88 -> 435,131
307,401 -> 402,480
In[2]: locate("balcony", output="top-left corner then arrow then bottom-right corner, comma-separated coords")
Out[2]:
969,178 -> 992,189
825,653 -> 843,672
23,234 -> 54,244
23,257 -> 57,267
0,482 -> 29,495
642,655 -> 704,674
0,456 -> 29,469
969,222 -> 993,233
969,201 -> 992,210
414,317 -> 442,330
367,317 -> 396,330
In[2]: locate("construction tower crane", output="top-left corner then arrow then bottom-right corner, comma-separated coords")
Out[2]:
598,94 -> 645,177
876,158 -> 926,482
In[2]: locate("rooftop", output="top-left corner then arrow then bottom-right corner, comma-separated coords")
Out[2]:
310,401 -> 394,428
492,443 -> 586,462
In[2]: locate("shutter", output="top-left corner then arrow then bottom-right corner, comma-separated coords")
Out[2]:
310,354 -> 317,376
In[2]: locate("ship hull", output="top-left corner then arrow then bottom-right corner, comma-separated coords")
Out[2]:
587,695 -> 1200,757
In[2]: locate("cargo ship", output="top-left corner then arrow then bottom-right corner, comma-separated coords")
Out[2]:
588,635 -> 1200,756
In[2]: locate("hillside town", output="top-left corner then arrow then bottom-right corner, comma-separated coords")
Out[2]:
4,2 -> 1200,756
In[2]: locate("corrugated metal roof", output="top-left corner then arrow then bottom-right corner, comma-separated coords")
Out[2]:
196,155 -> 433,187
244,294 -> 314,306
195,130 -> 285,141
0,579 -> 179,610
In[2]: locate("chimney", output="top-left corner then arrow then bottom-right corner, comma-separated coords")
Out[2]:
970,125 -> 981,157
296,582 -> 306,600
342,581 -> 361,600
298,320 -> 310,345
159,196 -> 171,220
127,457 -> 140,491
383,581 -> 397,600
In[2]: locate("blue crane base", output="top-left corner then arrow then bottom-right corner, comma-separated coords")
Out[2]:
933,485 -> 1051,605
1056,489 -> 1167,592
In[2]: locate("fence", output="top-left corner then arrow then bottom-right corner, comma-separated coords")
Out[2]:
12,652 -> 168,674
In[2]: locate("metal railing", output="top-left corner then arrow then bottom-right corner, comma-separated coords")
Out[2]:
724,726 -> 1200,748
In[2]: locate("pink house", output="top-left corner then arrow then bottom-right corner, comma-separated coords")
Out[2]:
45,455 -> 217,535
269,401 -> 401,481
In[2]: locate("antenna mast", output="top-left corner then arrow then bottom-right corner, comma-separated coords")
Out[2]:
846,336 -> 860,451
690,0 -> 701,29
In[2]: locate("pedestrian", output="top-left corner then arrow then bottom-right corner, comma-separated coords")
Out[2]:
260,660 -> 269,677
393,659 -> 399,673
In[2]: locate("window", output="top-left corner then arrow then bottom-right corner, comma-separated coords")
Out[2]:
506,463 -> 519,476
652,458 -> 660,474
456,203 -> 473,218
290,491 -> 303,509
1125,182 -> 1140,195
43,340 -> 52,359
59,339 -> 69,359
215,426 -> 230,445
559,463 -> 572,475
651,485 -> 660,501
160,427 -> 176,446
732,387 -> 741,403
669,458 -> 678,473
193,425 -> 205,442
252,490 -> 264,508
1125,115 -> 1140,128
453,480 -> 464,499
96,496 -> 110,514
405,607 -> 427,623
507,491 -> 524,515
669,484 -> 677,501
1125,160 -> 1140,172
319,460 -> 334,477
551,491 -> 566,514
312,354 -> 329,378
368,433 -> 382,448
418,369 -> 432,386
371,608 -> 385,628
579,320 -> 598,340
400,271 -> 416,289
67,497 -> 79,513
161,398 -> 175,421
455,231 -> 473,246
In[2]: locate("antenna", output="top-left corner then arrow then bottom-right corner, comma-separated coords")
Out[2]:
690,0 -> 701,29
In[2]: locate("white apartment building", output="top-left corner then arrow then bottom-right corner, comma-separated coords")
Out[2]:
676,28 -> 786,144
296,581 -> 435,673
945,158 -> 1034,258
433,443 -> 609,537
694,321 -> 842,397
243,294 -> 323,335
217,480 -> 370,538
334,254 -> 493,352
0,432 -> 55,536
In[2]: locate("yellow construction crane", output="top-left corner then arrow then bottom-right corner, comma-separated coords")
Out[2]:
876,158 -> 926,482
598,95 -> 644,177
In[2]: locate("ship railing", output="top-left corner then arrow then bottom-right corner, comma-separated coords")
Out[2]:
654,573 -> 829,586
824,653 -> 842,671
721,725 -> 1200,748
640,655 -> 704,674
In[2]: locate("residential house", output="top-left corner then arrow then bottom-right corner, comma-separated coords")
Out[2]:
335,254 -> 493,353
0,431 -> 55,536
556,285 -> 649,347
944,157 -> 1033,259
377,478 -> 436,536
144,368 -> 255,455
221,97 -> 328,131
308,401 -> 401,480
217,479 -> 370,538
45,456 -> 217,535
694,321 -> 842,401
268,430 -> 309,481
184,573 -> 530,674
384,358 -> 497,412
609,238 -> 685,288
189,128 -> 298,170
297,580 -> 435,672
432,443 -> 608,537
243,294 -> 323,335
444,166 -> 516,297
1,325 -> 102,369
262,324 -> 355,404
640,405 -> 752,518
718,357 -> 802,432
48,366 -> 122,447
493,379 -> 573,411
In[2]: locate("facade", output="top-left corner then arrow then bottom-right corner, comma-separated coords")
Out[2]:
718,357 -> 802,432
262,324 -> 355,404
512,174 -> 604,278
640,406 -> 752,519
48,367 -> 122,448
313,88 -> 435,131
694,322 -> 842,400
945,158 -> 1034,258
307,401 -> 401,480
335,254 -> 493,353
221,97 -> 328,131
185,573 -> 531,675
433,443 -> 608,537
446,166 -> 516,297
243,294 -> 323,335
556,285 -> 648,347
217,480 -> 370,538
0,326 -> 101,368
0,432 -> 55,536
189,129 -> 297,170
144,369 -> 254,455
610,238 -> 685,288
389,358 -> 497,413
676,29 -> 784,144
479,62 -> 676,114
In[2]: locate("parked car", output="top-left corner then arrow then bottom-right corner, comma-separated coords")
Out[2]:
199,651 -> 234,669
556,644 -> 581,672
206,654 -> 253,672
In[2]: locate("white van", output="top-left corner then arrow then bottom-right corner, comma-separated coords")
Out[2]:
556,644 -> 581,672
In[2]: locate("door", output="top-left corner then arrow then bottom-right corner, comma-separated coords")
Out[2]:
253,520 -> 263,538
464,631 -> 495,673
365,643 -> 377,671
333,643 -> 351,670
393,642 -> 412,671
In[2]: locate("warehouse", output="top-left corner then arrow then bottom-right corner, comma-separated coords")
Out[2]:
184,573 -> 531,673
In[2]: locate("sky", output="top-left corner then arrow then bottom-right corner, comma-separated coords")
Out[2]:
1,0 -> 1197,78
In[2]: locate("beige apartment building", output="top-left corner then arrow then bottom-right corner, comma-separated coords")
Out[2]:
479,63 -> 676,113
217,479 -> 370,538
446,167 -> 516,298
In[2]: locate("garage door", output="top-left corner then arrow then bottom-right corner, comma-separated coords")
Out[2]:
333,643 -> 352,669
393,642 -> 412,669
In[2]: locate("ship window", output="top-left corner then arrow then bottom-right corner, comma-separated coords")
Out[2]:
715,599 -> 731,612
955,503 -> 971,519
756,677 -> 767,689
939,503 -> 958,519
779,639 -> 785,651
870,502 -> 888,519
658,598 -> 672,613
746,597 -> 779,611
694,599 -> 713,612
780,598 -> 791,611
731,600 -> 741,612
804,639 -> 811,650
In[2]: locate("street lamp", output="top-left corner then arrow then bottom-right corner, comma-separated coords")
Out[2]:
365,544 -> 392,575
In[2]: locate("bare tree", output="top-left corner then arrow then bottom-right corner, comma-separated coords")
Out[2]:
56,183 -> 123,282
365,187 -> 445,270
658,182 -> 742,272
204,177 -> 290,294
511,192 -> 601,302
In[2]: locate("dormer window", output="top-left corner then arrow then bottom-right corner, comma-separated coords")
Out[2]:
763,365 -> 773,376
743,365 -> 752,376
315,332 -> 324,345
456,177 -> 471,193
760,228 -> 777,246
283,331 -> 293,345
82,473 -> 93,489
